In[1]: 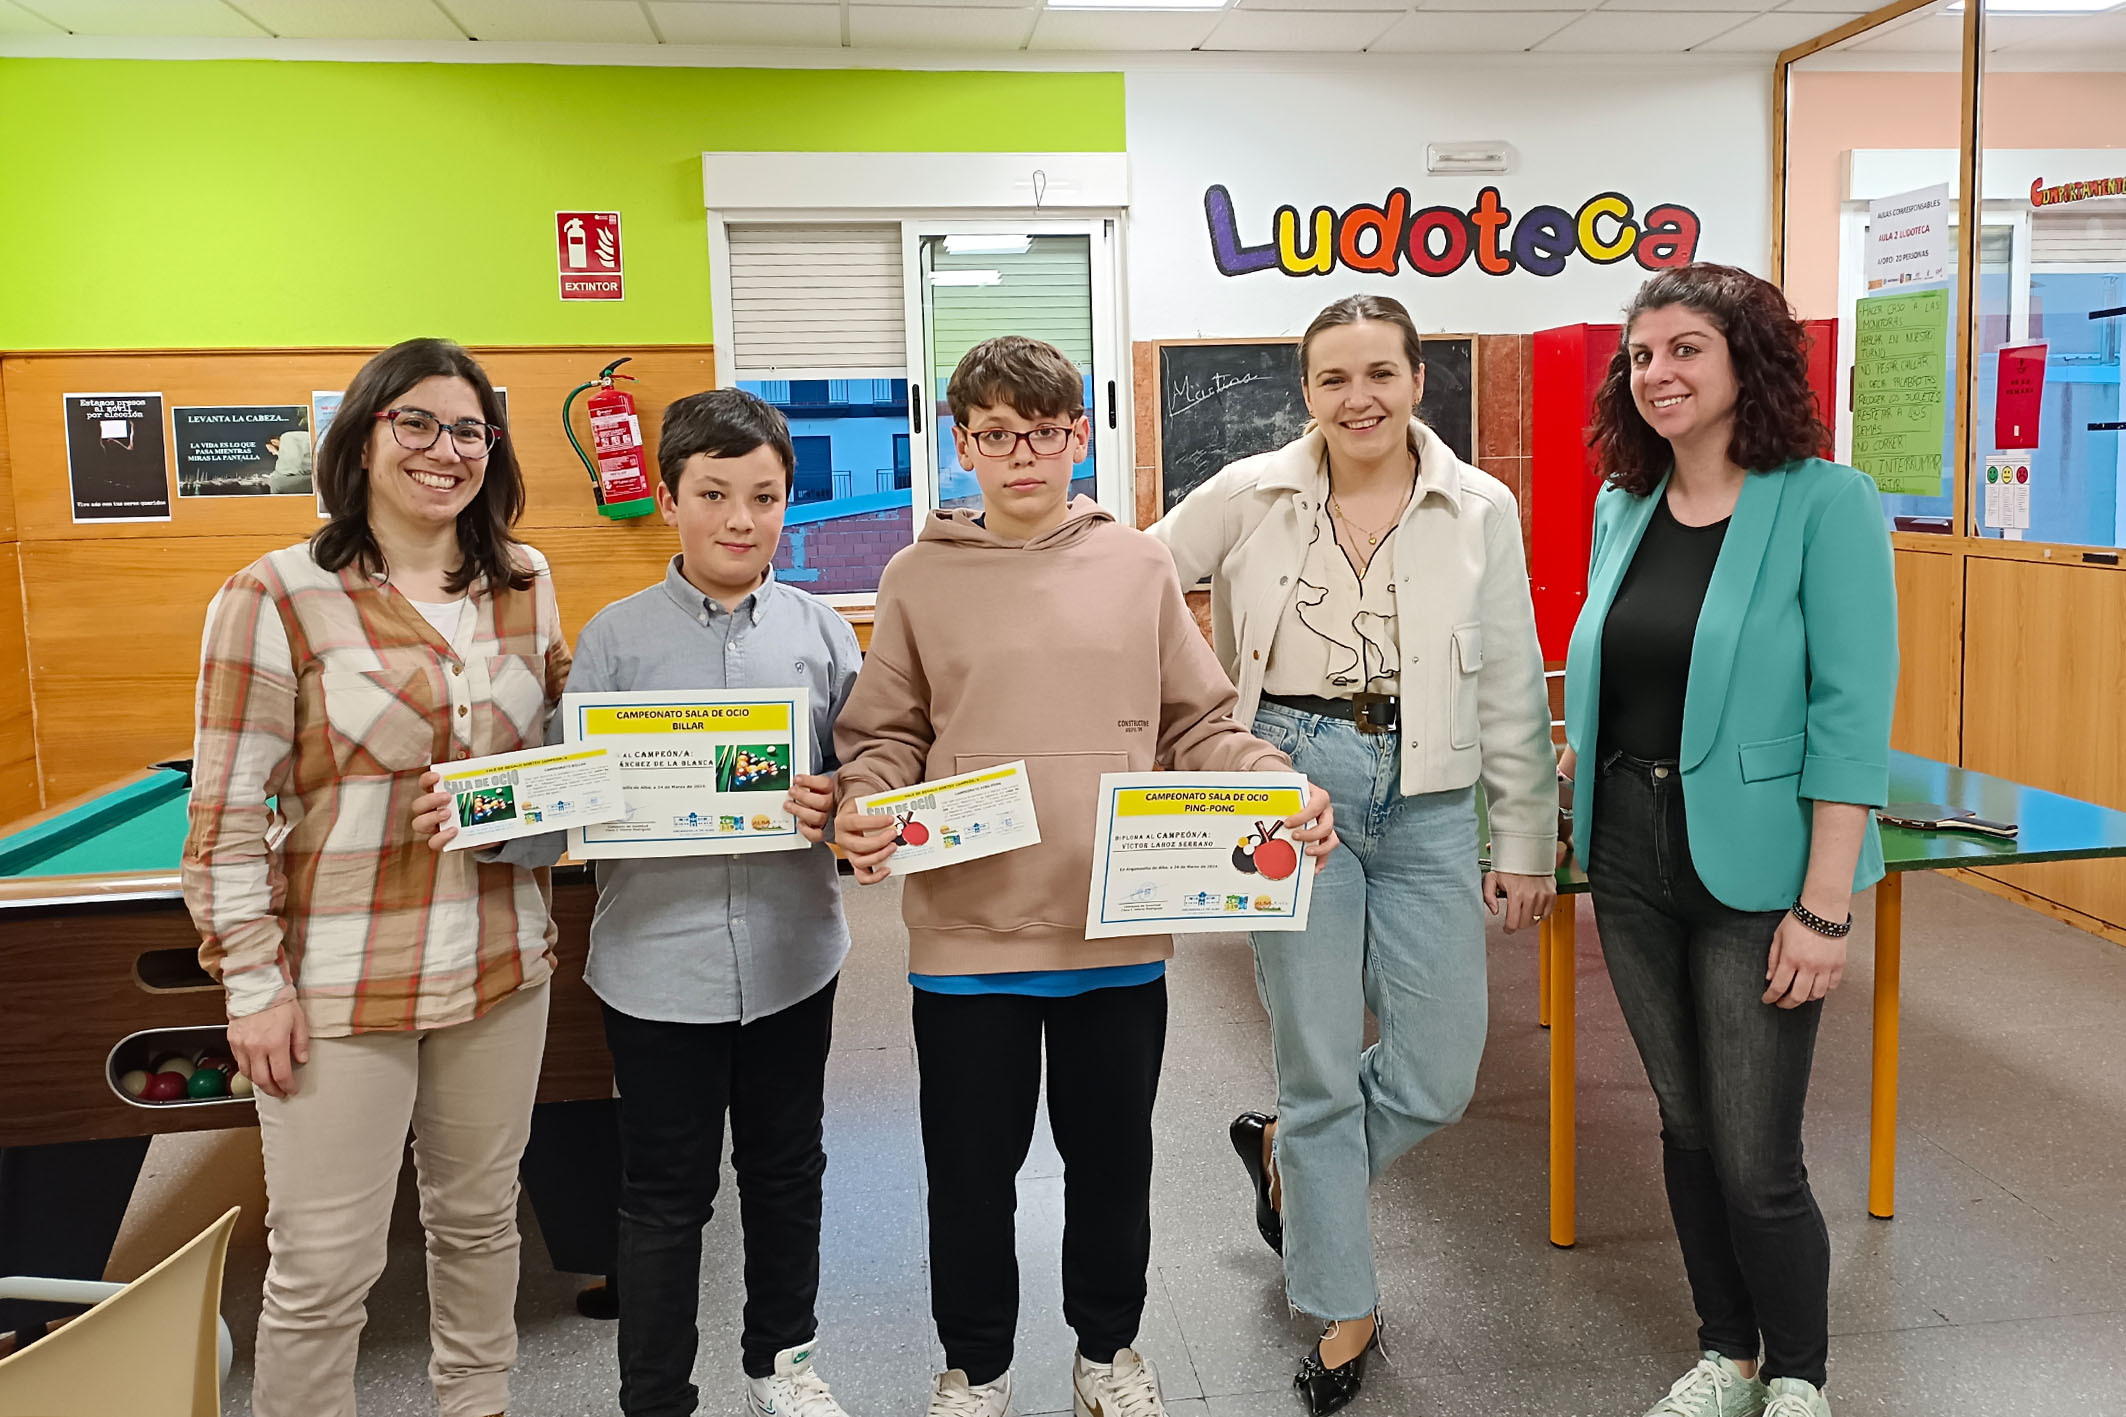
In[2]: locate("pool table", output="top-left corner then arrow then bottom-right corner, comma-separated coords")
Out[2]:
0,764 -> 619,1330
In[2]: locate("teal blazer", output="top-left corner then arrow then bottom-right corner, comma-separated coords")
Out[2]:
1564,458 -> 1898,911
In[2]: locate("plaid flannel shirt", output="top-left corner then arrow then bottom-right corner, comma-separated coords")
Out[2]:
182,541 -> 572,1036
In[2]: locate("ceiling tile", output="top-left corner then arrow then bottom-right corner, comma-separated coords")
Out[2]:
236,0 -> 466,39
649,0 -> 841,43
1201,6 -> 1399,48
846,5 -> 1032,47
1598,0 -> 1775,11
1986,12 -> 2122,52
1234,0 -> 1406,11
18,0 -> 268,36
1847,12 -> 1960,51
1690,9 -> 1860,48
0,0 -> 65,33
1370,8 -> 1582,49
443,0 -> 658,43
846,0 -> 1031,10
1534,7 -> 1738,47
1416,0 -> 1595,9
1027,7 -> 1222,49
1774,0 -> 1874,10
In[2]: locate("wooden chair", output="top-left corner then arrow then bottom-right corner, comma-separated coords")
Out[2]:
0,1206 -> 237,1417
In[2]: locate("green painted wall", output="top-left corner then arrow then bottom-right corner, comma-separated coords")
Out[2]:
0,60 -> 1125,350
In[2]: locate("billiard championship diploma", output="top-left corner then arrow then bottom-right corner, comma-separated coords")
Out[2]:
1084,772 -> 1316,939
434,743 -> 626,851
856,761 -> 1041,877
561,688 -> 812,859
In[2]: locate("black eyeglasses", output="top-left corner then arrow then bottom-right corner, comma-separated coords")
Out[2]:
375,408 -> 502,458
968,424 -> 1075,458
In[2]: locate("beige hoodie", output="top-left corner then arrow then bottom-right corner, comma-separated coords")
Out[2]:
835,497 -> 1290,975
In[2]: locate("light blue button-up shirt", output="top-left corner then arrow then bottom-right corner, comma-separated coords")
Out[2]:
498,557 -> 862,1024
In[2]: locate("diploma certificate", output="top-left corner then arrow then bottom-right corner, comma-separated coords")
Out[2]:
857,761 -> 1042,876
1084,772 -> 1315,938
563,688 -> 811,858
434,744 -> 625,851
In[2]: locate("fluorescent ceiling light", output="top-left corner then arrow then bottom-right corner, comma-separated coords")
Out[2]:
1047,0 -> 1229,10
929,270 -> 1003,286
1947,0 -> 2124,11
944,235 -> 1033,255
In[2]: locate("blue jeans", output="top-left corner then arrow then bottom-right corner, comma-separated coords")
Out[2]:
1247,701 -> 1488,1321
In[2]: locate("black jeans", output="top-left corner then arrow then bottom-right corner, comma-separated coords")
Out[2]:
1587,753 -> 1831,1389
601,977 -> 838,1415
913,978 -> 1167,1386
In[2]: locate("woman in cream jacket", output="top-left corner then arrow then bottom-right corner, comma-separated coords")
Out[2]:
1150,295 -> 1556,1414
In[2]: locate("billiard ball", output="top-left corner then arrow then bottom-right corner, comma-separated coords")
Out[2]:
141,1072 -> 188,1102
197,1054 -> 236,1076
229,1073 -> 255,1098
118,1069 -> 150,1097
153,1056 -> 196,1080
186,1069 -> 229,1100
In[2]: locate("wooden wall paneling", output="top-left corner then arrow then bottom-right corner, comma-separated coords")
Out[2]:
1890,547 -> 1962,762
1961,554 -> 2126,929
23,534 -> 292,802
0,545 -> 36,819
1,347 -> 715,541
0,360 -> 16,542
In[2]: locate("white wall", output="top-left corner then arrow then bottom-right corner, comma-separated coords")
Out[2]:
1125,62 -> 1773,338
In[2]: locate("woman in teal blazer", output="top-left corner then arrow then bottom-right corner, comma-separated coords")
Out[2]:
1560,265 -> 1896,1417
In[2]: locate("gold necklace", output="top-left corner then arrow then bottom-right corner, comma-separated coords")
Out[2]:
1330,485 -> 1412,547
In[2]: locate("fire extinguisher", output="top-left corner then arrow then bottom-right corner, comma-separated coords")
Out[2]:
563,357 -> 657,519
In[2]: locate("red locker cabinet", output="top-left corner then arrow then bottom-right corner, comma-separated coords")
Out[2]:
1530,323 -> 1619,662
1527,317 -> 1839,663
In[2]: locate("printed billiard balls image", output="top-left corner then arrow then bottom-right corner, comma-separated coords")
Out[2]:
141,1071 -> 188,1102
717,743 -> 792,795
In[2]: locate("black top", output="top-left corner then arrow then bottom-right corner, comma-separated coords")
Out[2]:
1599,493 -> 1730,763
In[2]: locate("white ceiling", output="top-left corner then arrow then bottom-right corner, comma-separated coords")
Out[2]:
0,0 -> 1873,54
0,0 -> 2119,56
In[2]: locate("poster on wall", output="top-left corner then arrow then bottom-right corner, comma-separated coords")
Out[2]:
1850,289 -> 1949,497
173,404 -> 313,498
1994,343 -> 2048,451
1983,455 -> 2032,531
557,212 -> 623,301
63,393 -> 171,523
1865,184 -> 1949,291
312,391 -> 344,518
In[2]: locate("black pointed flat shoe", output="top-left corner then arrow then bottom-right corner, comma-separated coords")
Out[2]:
1228,1110 -> 1282,1254
1293,1318 -> 1383,1417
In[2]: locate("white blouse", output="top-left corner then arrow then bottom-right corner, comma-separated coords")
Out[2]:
1260,466 -> 1403,700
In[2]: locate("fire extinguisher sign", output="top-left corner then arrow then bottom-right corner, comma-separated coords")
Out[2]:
556,212 -> 623,301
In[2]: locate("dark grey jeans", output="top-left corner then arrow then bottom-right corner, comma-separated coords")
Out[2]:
1587,750 -> 1831,1389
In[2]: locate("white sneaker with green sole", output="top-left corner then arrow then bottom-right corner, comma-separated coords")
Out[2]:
1762,1376 -> 1832,1417
1643,1352 -> 1769,1417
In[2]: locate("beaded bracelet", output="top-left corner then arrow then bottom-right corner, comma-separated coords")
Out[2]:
1790,898 -> 1852,938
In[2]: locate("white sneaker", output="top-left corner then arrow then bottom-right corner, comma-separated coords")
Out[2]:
1762,1377 -> 1833,1417
1072,1347 -> 1166,1417
926,1367 -> 1013,1417
744,1342 -> 851,1417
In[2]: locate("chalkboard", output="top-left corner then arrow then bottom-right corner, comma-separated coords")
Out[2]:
1156,335 -> 1476,514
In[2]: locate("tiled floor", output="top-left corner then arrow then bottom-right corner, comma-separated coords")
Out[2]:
210,871 -> 2126,1414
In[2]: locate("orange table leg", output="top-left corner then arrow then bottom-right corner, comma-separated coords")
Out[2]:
1539,912 -> 1554,1029
1548,898 -> 1577,1248
1869,873 -> 1903,1220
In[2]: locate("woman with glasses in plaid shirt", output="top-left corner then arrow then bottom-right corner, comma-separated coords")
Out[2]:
182,338 -> 571,1417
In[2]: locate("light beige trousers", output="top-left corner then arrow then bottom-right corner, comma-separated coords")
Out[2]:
250,982 -> 550,1417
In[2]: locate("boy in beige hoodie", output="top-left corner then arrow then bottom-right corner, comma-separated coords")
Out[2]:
834,337 -> 1337,1417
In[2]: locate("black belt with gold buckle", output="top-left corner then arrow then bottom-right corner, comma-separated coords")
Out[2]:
1262,691 -> 1400,736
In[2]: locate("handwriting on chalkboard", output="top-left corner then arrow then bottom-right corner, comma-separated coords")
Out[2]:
1169,370 -> 1270,419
